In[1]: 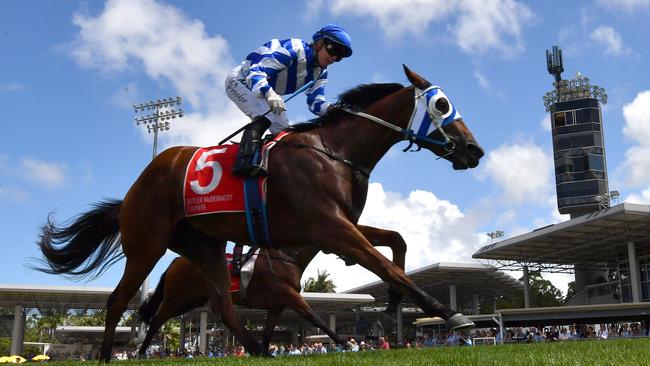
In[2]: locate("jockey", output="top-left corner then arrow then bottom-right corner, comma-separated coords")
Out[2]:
225,23 -> 353,177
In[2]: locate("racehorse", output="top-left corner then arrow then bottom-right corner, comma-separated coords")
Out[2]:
35,66 -> 484,362
136,224 -> 402,354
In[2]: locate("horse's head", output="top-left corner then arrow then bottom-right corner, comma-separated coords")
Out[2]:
403,65 -> 484,169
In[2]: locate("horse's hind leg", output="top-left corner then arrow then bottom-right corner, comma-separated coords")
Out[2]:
101,254 -> 164,362
171,230 -> 266,356
261,309 -> 282,351
281,285 -> 346,345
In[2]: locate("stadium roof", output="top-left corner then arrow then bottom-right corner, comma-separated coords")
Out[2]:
344,262 -> 522,308
0,284 -> 131,311
0,284 -> 373,312
413,302 -> 650,328
472,203 -> 650,271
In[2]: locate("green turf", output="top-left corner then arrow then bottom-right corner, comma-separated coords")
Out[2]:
40,338 -> 649,365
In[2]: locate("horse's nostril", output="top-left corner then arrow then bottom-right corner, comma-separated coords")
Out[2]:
466,142 -> 484,159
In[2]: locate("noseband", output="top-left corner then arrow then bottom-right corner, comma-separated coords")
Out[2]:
342,86 -> 459,156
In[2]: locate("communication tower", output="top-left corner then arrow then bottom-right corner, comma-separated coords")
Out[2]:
543,46 -> 609,217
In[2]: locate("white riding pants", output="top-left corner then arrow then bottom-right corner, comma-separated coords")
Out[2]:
224,71 -> 290,134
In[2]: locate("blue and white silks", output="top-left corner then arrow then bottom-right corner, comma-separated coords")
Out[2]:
237,38 -> 330,116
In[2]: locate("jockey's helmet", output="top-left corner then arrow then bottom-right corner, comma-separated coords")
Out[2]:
313,23 -> 353,58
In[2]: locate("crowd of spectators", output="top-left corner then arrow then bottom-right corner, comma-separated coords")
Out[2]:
38,321 -> 650,360
414,321 -> 650,348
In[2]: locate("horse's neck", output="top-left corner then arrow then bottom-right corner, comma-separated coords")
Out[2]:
318,87 -> 414,171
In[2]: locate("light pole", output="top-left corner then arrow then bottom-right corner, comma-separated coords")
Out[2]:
487,230 -> 504,243
133,96 -> 183,340
134,97 -> 184,158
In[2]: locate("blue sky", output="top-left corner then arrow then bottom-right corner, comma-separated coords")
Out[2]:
2,0 -> 650,295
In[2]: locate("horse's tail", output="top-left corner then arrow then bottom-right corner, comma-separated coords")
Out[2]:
138,258 -> 178,325
32,199 -> 123,280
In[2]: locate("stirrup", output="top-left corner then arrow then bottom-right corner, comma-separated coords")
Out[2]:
231,164 -> 268,178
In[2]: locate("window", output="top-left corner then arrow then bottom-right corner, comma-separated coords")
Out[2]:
555,133 -> 602,150
575,108 -> 600,124
587,154 -> 605,171
565,111 -> 575,125
553,112 -> 566,128
556,180 -> 605,198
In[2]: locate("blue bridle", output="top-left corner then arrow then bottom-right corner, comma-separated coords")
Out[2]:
343,85 -> 460,155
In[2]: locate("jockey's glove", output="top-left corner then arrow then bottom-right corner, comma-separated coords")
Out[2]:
265,89 -> 286,114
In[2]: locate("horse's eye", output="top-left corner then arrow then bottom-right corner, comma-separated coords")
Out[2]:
435,98 -> 450,115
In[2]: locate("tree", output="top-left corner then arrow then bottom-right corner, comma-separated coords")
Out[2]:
302,269 -> 336,293
564,281 -> 576,304
485,270 -> 564,312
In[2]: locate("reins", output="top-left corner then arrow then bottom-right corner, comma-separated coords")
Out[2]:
273,137 -> 371,179
342,86 -> 457,157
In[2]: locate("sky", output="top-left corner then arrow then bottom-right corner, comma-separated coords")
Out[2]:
2,0 -> 650,298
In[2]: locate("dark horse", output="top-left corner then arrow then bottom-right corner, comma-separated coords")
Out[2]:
36,66 -> 484,361
136,224 -> 407,354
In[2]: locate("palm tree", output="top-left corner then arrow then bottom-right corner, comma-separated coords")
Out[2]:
302,269 -> 336,293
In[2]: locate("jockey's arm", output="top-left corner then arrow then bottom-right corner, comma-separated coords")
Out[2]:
245,42 -> 293,99
306,70 -> 331,116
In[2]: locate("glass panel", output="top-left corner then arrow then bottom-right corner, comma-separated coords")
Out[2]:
553,112 -> 566,128
557,180 -> 604,198
587,155 -> 605,171
565,111 -> 574,125
555,133 -> 602,150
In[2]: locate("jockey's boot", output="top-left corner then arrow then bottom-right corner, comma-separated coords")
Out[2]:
231,116 -> 272,178
231,244 -> 244,276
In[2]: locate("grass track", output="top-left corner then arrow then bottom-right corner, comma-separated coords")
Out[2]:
42,338 -> 649,365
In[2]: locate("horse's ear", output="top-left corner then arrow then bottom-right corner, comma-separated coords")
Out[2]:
403,65 -> 430,88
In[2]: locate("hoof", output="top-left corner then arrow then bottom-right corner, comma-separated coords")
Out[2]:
446,313 -> 475,331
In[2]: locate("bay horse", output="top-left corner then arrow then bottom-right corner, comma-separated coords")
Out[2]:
136,224 -> 408,354
35,66 -> 484,361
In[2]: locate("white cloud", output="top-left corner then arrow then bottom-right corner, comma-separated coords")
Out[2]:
590,26 -> 630,56
0,82 -> 25,92
627,186 -> 650,204
597,0 -> 650,12
21,158 -> 67,189
110,82 -> 140,109
301,0 -> 325,21
619,91 -> 650,187
302,182 -> 486,291
478,142 -> 553,205
473,67 -> 507,100
70,0 -> 242,147
329,0 -> 534,56
540,115 -> 551,132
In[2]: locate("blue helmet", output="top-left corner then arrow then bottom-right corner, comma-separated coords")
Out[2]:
312,23 -> 353,58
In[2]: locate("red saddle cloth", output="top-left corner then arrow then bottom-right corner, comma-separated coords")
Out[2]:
183,132 -> 291,217
183,144 -> 248,216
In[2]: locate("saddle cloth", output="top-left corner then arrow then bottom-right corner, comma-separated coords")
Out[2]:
183,132 -> 291,217
226,249 -> 260,293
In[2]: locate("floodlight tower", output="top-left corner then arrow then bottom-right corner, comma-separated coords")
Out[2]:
543,46 -> 609,217
133,96 -> 183,337
134,97 -> 184,158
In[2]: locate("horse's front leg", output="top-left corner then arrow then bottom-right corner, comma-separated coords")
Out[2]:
357,225 -> 407,314
321,220 -> 474,331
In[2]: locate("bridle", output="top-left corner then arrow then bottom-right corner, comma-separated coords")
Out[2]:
342,85 -> 460,157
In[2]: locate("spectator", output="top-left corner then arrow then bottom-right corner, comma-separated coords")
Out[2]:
378,337 -> 390,350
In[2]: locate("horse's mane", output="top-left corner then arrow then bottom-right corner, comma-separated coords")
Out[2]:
288,83 -> 404,132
